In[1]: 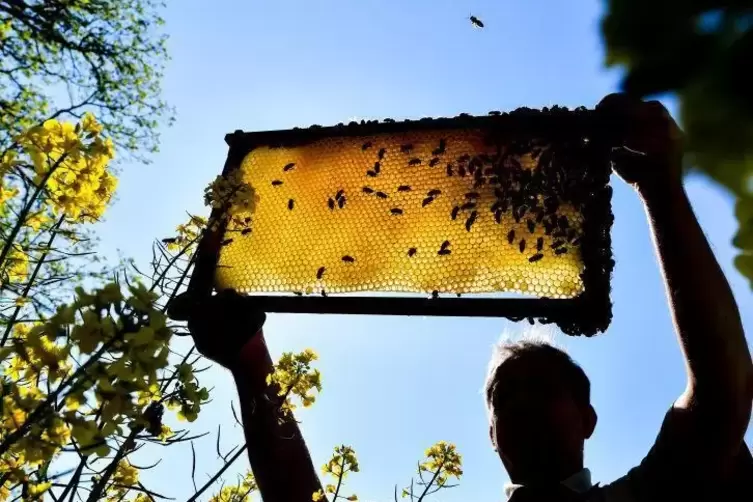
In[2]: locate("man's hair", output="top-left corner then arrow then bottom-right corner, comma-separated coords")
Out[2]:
484,340 -> 591,414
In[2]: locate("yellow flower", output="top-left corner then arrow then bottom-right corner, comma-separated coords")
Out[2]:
17,115 -> 117,222
3,245 -> 29,285
27,481 -> 52,499
208,471 -> 257,502
113,460 -> 139,487
80,112 -> 103,136
24,210 -> 51,231
418,441 -> 463,484
0,184 -> 18,206
267,349 -> 322,415
4,354 -> 28,380
157,424 -> 173,442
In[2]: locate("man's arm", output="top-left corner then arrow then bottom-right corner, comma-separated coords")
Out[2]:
600,95 -> 753,480
176,291 -> 324,502
229,330 -> 324,502
640,179 -> 753,455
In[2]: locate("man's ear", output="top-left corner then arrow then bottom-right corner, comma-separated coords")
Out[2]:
584,404 -> 598,439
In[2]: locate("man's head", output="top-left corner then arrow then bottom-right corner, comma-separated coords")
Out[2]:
485,340 -> 597,484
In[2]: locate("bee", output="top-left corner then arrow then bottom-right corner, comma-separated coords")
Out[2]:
338,196 -> 346,209
408,158 -> 421,166
544,196 -> 559,214
457,154 -> 471,163
536,209 -> 546,224
321,290 -> 328,297
342,255 -> 355,263
335,189 -> 345,200
271,180 -> 283,186
376,191 -> 388,199
221,238 -> 234,246
571,237 -> 581,246
451,206 -> 460,220
293,292 -> 303,296
283,162 -> 296,172
551,240 -> 565,249
317,267 -> 326,279
460,201 -> 476,210
427,189 -> 442,197
507,229 -> 515,244
374,161 -> 381,174
465,211 -> 477,231
362,186 -> 374,194
465,192 -> 480,199
400,144 -> 413,153
438,138 -> 447,153
328,198 -> 335,210
422,196 -> 435,207
555,247 -> 568,256
288,199 -> 295,210
161,237 -> 177,244
529,253 -> 544,263
438,248 -> 451,256
397,185 -> 412,192
490,201 -> 502,213
408,247 -> 417,257
366,170 -> 377,177
519,239 -> 526,253
241,228 -> 252,236
446,164 -> 453,177
378,148 -> 386,159
536,237 -> 544,251
458,166 -> 467,177
440,240 -> 450,251
527,219 -> 535,234
362,141 -> 373,151
390,208 -> 404,215
429,157 -> 440,167
494,210 -> 503,224
431,290 -> 439,299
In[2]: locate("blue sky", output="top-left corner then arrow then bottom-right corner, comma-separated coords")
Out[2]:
95,1 -> 753,500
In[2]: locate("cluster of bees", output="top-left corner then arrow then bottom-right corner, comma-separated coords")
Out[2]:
231,129 -> 586,298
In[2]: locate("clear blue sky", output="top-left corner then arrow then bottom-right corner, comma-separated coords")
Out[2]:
95,1 -> 753,500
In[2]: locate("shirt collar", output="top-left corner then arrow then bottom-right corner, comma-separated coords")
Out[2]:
504,468 -> 593,499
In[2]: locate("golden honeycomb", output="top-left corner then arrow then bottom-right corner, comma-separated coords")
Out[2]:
214,127 -> 590,299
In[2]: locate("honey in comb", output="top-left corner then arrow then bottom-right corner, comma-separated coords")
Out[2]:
215,128 -> 588,299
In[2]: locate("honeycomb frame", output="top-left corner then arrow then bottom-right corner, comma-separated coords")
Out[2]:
191,107 -> 615,336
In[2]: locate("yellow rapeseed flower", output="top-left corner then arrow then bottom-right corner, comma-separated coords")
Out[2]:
17,115 -> 117,222
3,245 -> 29,285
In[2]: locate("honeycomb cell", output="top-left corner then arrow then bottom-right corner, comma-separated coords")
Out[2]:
216,128 -> 592,298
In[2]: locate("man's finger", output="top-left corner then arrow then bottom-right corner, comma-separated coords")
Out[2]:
167,292 -> 199,321
644,100 -> 670,116
596,92 -> 641,113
